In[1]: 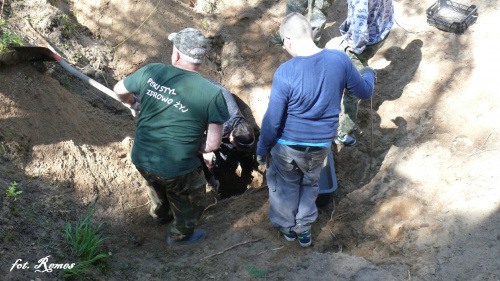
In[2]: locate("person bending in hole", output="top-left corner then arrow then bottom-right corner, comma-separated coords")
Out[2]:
257,13 -> 375,247
113,28 -> 230,246
201,79 -> 255,196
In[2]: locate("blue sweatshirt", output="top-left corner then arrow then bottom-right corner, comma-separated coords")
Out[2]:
257,49 -> 374,156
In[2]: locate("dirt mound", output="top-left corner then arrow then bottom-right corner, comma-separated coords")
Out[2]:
0,61 -> 139,202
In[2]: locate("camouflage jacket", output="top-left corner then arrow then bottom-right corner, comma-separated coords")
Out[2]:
340,0 -> 394,54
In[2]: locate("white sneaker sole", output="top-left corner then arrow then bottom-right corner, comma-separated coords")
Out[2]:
299,240 -> 312,247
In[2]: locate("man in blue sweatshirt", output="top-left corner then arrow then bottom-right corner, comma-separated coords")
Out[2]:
256,12 -> 375,247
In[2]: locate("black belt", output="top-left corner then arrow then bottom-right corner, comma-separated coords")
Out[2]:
288,145 -> 325,152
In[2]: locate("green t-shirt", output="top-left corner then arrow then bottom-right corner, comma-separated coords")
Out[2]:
124,63 -> 230,177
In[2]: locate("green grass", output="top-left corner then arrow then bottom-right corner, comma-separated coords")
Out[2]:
63,197 -> 109,278
0,28 -> 23,53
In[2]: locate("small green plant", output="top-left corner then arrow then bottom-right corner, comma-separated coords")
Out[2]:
61,14 -> 74,38
247,264 -> 269,278
63,197 -> 109,278
0,19 -> 7,26
6,181 -> 22,201
0,28 -> 24,53
0,141 -> 7,155
72,52 -> 82,64
62,76 -> 72,92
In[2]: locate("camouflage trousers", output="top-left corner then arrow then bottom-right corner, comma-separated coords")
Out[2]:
337,38 -> 387,137
136,166 -> 207,241
286,0 -> 332,43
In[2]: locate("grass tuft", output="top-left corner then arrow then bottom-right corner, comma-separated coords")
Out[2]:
63,196 -> 109,278
61,14 -> 74,38
62,76 -> 72,92
247,264 -> 269,278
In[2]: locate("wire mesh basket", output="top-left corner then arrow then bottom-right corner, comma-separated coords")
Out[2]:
427,0 -> 478,34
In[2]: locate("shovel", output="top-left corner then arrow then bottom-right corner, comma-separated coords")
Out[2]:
12,46 -> 136,117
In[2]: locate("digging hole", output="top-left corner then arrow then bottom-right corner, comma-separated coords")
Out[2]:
203,150 -> 255,199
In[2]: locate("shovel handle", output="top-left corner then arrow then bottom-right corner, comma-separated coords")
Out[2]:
57,60 -> 117,101
25,19 -> 135,116
57,59 -> 136,116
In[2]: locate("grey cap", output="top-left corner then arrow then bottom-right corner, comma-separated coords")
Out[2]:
168,28 -> 207,64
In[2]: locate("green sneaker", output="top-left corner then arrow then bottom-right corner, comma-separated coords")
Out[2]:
297,229 -> 312,247
334,132 -> 357,147
279,228 -> 296,242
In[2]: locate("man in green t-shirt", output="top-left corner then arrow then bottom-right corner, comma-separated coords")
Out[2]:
113,28 -> 230,246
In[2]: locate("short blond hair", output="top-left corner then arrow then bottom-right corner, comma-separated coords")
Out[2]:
279,12 -> 313,41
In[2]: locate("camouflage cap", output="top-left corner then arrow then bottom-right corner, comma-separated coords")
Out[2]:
168,28 -> 207,64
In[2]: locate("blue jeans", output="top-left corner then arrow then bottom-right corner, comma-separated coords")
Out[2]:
266,142 -> 331,233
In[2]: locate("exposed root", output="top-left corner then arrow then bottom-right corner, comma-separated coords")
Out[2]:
200,237 -> 265,260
